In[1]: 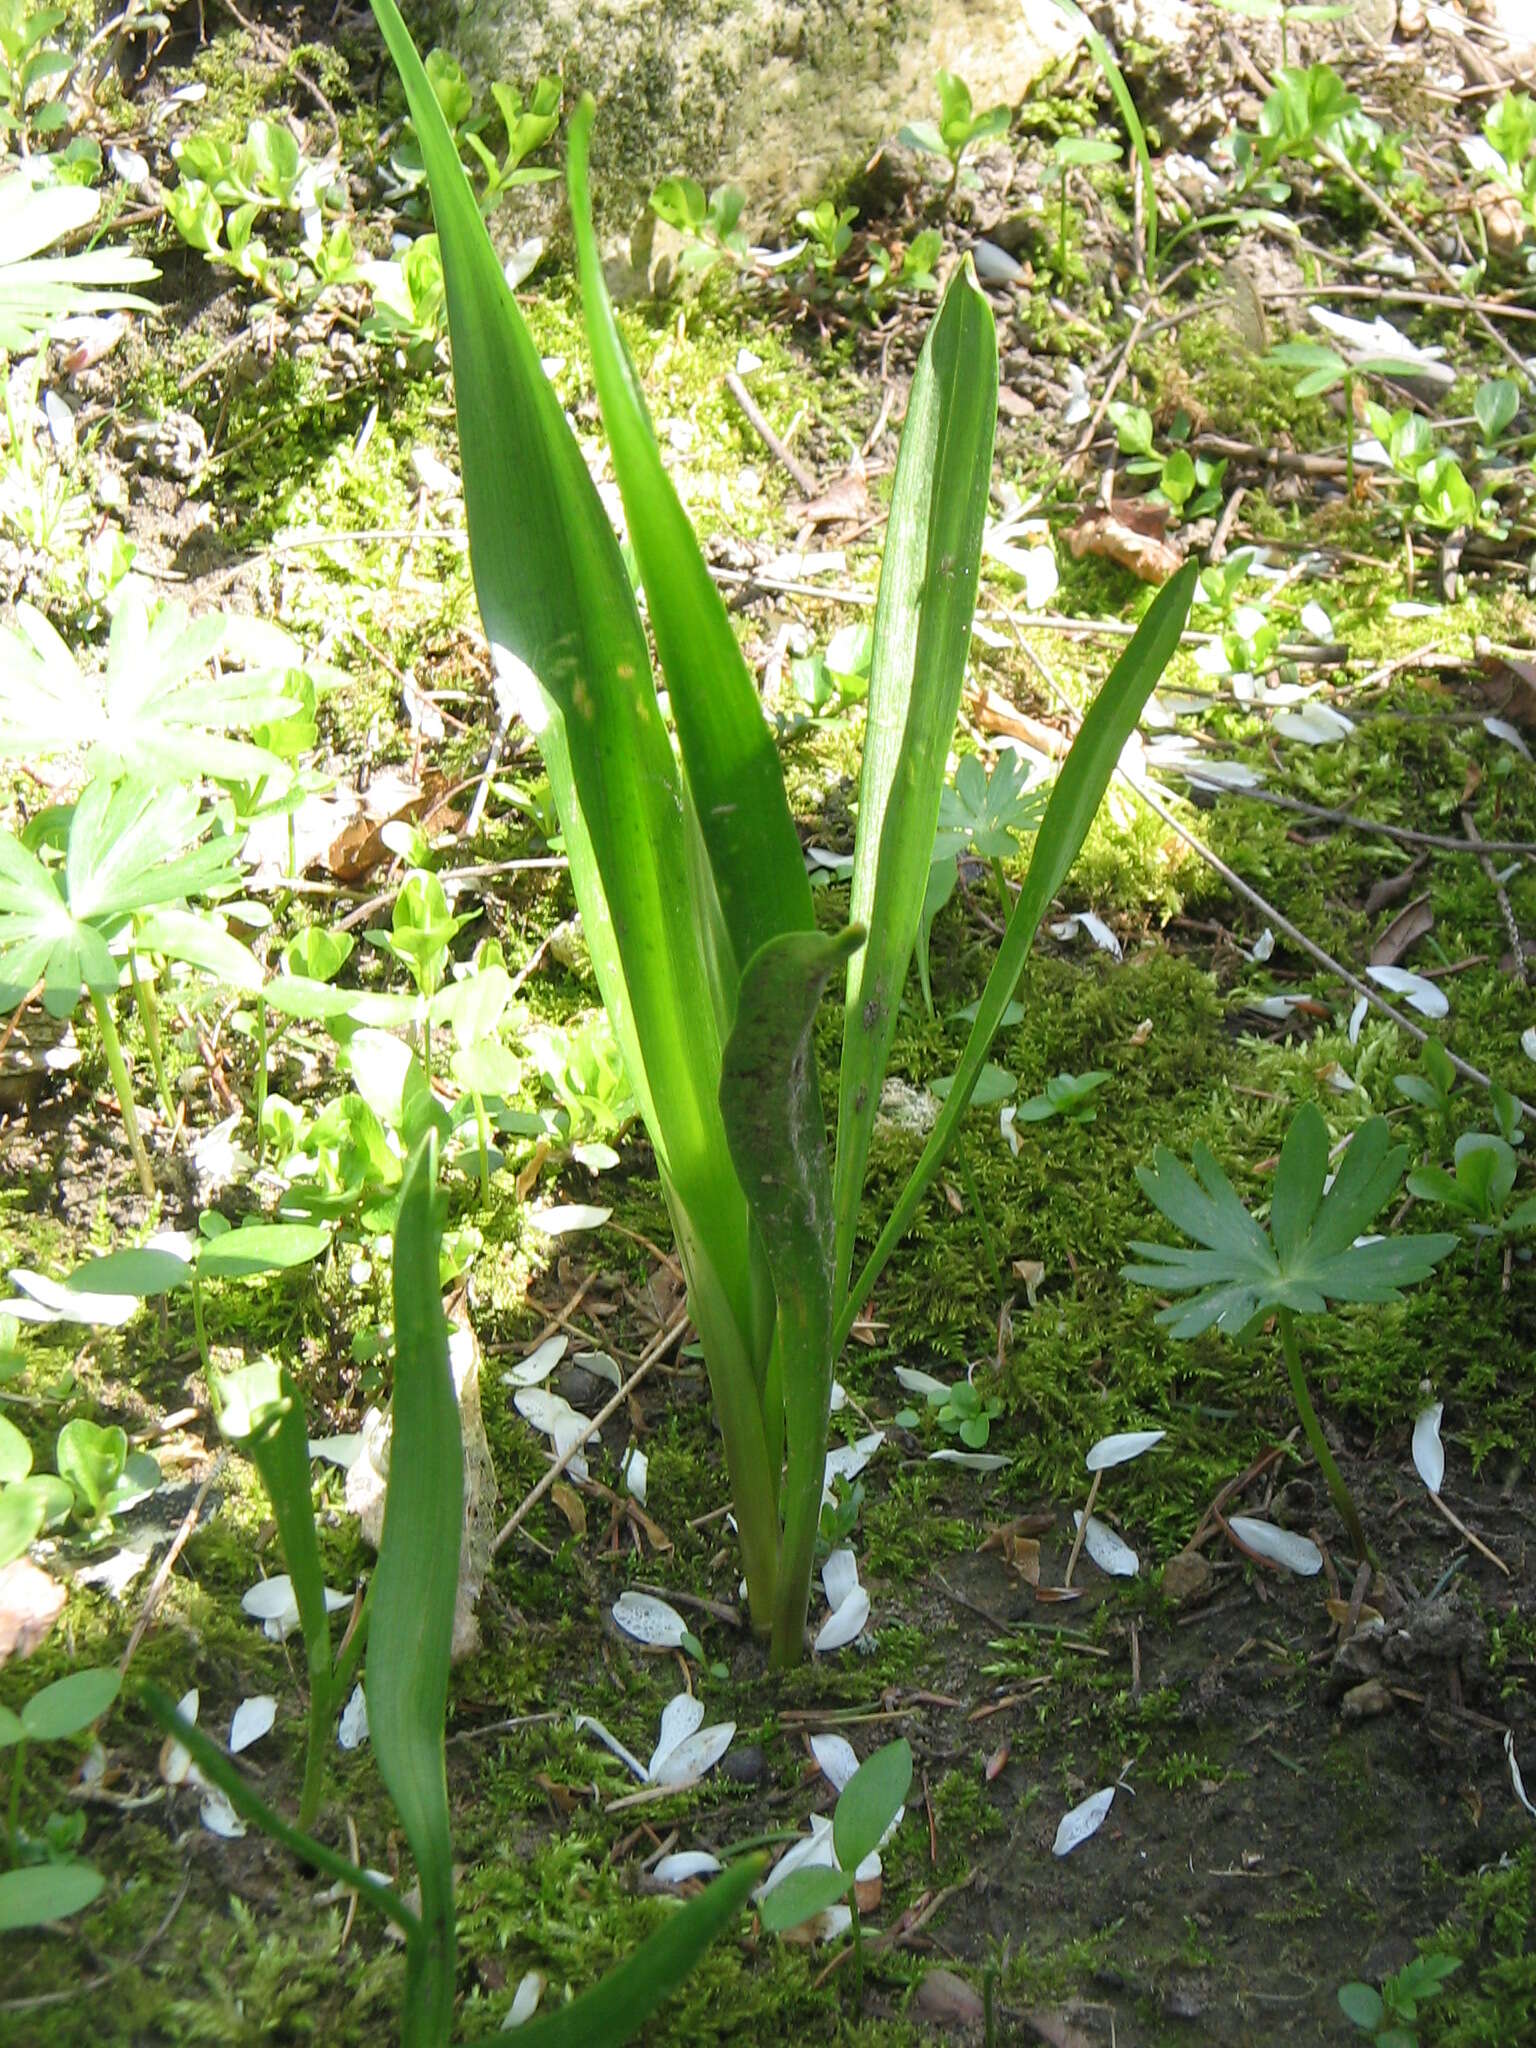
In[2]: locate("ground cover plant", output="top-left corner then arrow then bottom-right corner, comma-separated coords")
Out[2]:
0,0 -> 1534,2044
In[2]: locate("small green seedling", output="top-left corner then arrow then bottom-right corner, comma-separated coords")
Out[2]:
55,1418 -> 159,1527
1266,341 -> 1429,495
649,176 -> 748,281
899,70 -> 1011,200
364,867 -> 473,1073
1407,1134 -> 1536,1238
362,233 -> 447,364
0,1664 -> 119,1930
791,622 -> 872,714
795,197 -> 859,280
933,1377 -> 1002,1450
1012,1070 -> 1110,1127
1393,1037 -> 1457,1119
1474,376 -> 1521,453
1339,1951 -> 1461,2046
1125,1104 -> 1458,1562
760,1737 -> 912,2000
1107,403 -> 1227,518
1051,135 -> 1121,280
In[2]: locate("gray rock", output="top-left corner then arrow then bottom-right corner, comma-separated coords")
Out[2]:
444,0 -> 1080,238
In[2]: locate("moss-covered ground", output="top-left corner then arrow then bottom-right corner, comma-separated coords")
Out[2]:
2,5 -> 1534,2045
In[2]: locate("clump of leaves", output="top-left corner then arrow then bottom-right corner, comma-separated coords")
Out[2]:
1408,1135 -> 1536,1238
1125,1104 -> 1458,1560
1012,1070 -> 1110,1126
1339,1951 -> 1461,2046
900,70 -> 1011,201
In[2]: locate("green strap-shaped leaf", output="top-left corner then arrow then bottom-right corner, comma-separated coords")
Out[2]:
566,97 -> 814,989
837,561 -> 1198,1348
367,1132 -> 460,2047
369,0 -> 779,1625
210,1356 -> 335,1826
471,1855 -> 765,2047
832,260 -> 998,1302
719,925 -> 862,1662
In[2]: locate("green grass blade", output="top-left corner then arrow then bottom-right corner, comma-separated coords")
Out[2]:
367,1132 -> 460,2048
832,261 -> 997,1301
566,96 -> 814,985
136,1683 -> 419,1940
836,562 -> 1197,1348
471,1856 -> 764,2047
209,1359 -> 335,1828
719,926 -> 862,1664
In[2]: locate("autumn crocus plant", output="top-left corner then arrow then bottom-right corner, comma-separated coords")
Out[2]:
371,0 -> 1195,1663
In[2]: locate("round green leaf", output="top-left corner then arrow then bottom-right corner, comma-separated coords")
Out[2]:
21,1665 -> 122,1741
195,1224 -> 330,1279
0,1414 -> 33,1483
55,1418 -> 127,1513
65,1248 -> 191,1299
1338,1982 -> 1385,2029
0,1860 -> 104,1930
0,1702 -> 23,1748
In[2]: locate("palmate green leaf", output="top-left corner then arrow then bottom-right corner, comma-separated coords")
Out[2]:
1125,1103 -> 1459,1337
719,925 -> 862,1662
0,594 -> 302,786
0,779 -> 242,1017
479,1855 -> 764,2047
566,97 -> 813,988
836,563 -> 1198,1351
833,260 -> 998,1303
369,0 -> 780,1625
366,1133 -> 460,2048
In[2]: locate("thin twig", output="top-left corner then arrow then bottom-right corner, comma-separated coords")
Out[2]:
1065,307 -> 1147,482
1462,809 -> 1528,985
492,1309 -> 688,1553
724,372 -> 817,496
1180,780 -> 1536,857
120,1456 -> 224,1672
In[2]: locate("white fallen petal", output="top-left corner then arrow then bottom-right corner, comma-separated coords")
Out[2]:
1507,1730 -> 1536,1821
1227,1515 -> 1323,1576
822,1430 -> 883,1500
653,1851 -> 723,1884
1525,1027 -> 1536,1064
8,1271 -> 139,1327
502,1335 -> 568,1387
821,1548 -> 861,1614
1348,996 -> 1369,1045
612,1590 -> 689,1649
1275,705 -> 1354,746
1086,1429 -> 1165,1472
756,1814 -> 838,1899
928,1450 -> 1008,1472
1249,928 -> 1276,963
828,1380 -> 846,1413
1366,965 -> 1448,1019
1053,1784 -> 1116,1857
810,1732 -> 860,1793
575,1350 -> 623,1390
229,1696 -> 276,1754
241,1576 -> 298,1620
1484,716 -> 1532,760
621,1444 -> 648,1506
502,1970 -> 545,2029
75,1544 -> 153,1597
199,1784 -> 247,1838
1074,1511 -> 1139,1577
526,1203 -> 611,1237
1300,602 -> 1334,640
805,1903 -> 854,1942
308,1434 -> 364,1470
814,1586 -> 870,1653
894,1366 -> 948,1398
648,1694 -> 705,1780
1412,1402 -> 1446,1496
338,1683 -> 369,1750
652,1721 -> 735,1786
160,1688 -> 200,1787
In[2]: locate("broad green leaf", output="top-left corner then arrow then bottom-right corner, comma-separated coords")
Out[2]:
0,1413 -> 31,1482
838,563 -> 1198,1349
0,173 -> 156,355
66,1248 -> 191,1298
0,1481 -> 45,1566
196,1223 -> 330,1279
0,1703 -> 22,1747
1269,1100 -> 1328,1264
758,1861 -> 850,1933
21,1665 -> 121,1741
834,260 -> 998,1301
0,1860 -> 104,1931
491,1855 -> 764,2046
567,96 -> 813,987
132,908 -> 262,991
1338,1982 -> 1385,2028
719,925 -> 861,1660
55,1418 -> 127,1514
366,1133 -> 460,2047
832,1736 -> 912,1871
